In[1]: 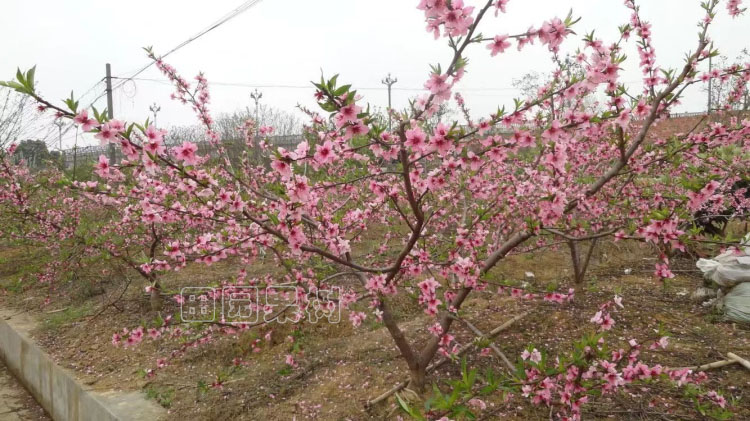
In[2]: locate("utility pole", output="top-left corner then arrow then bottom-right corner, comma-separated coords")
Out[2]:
73,129 -> 79,181
707,56 -> 713,115
250,89 -> 262,137
149,103 -> 161,127
105,63 -> 116,164
381,73 -> 398,131
54,118 -> 64,169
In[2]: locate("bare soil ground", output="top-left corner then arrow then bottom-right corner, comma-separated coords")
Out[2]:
0,239 -> 748,420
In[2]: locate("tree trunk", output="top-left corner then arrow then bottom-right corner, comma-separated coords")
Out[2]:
567,240 -> 582,283
407,367 -> 427,393
568,238 -> 598,284
378,299 -> 423,391
149,284 -> 162,312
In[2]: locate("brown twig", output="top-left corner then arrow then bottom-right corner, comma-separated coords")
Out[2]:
365,312 -> 528,408
450,315 -> 515,372
84,272 -> 133,324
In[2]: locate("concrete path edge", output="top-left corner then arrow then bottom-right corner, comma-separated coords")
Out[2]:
0,310 -> 166,421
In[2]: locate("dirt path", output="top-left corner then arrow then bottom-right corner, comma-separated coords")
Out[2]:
0,360 -> 49,421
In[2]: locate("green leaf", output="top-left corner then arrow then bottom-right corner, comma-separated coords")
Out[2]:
124,123 -> 135,139
333,84 -> 351,96
319,102 -> 337,112
395,393 -> 424,420
26,66 -> 36,92
0,81 -> 25,91
328,74 -> 339,90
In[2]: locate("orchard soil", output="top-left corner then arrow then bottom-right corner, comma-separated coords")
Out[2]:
0,238 -> 749,420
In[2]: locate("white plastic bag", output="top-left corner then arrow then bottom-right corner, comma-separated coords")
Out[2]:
696,234 -> 750,287
722,283 -> 750,323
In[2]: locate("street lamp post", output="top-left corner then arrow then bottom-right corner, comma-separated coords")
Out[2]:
250,89 -> 263,137
149,103 -> 161,127
381,73 -> 398,131
54,118 -> 64,168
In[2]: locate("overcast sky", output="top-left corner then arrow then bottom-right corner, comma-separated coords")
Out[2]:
2,0 -> 748,149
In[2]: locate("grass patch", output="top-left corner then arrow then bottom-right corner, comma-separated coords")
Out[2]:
39,303 -> 92,332
144,385 -> 175,409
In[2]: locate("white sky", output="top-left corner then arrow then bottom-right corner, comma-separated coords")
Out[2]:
2,0 -> 748,149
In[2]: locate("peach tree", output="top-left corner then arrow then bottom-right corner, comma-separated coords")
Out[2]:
1,0 -> 749,413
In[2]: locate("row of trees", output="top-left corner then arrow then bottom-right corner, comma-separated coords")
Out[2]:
168,105 -> 303,144
0,102 -> 304,175
1,0 -> 749,419
707,49 -> 750,111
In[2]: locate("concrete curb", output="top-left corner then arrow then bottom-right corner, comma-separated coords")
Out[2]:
0,310 -> 166,421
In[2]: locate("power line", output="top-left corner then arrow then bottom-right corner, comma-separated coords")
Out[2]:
43,0 -> 264,148
78,78 -> 106,102
116,76 -> 648,92
101,0 -> 265,102
115,76 -> 523,92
